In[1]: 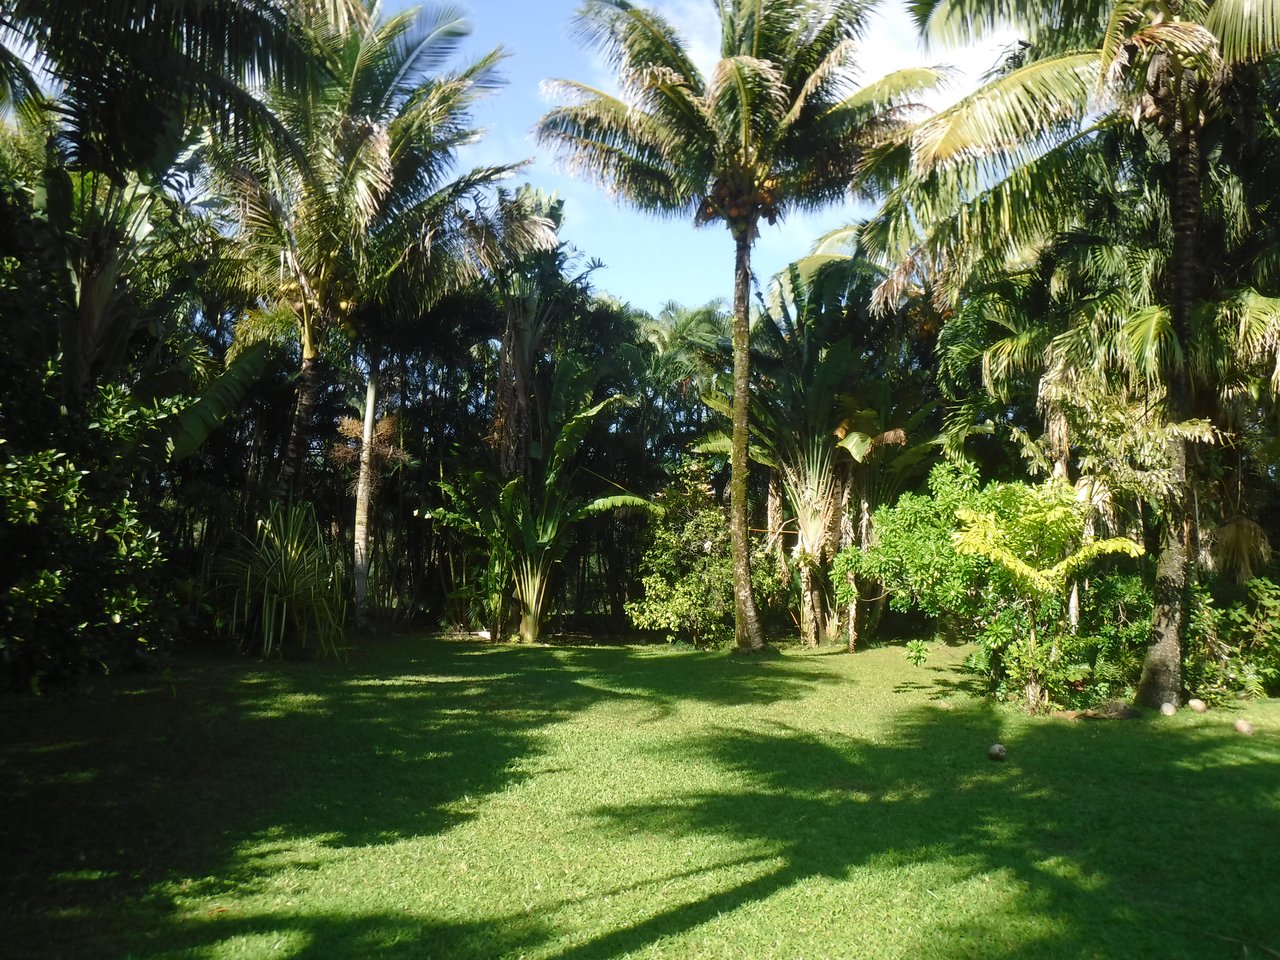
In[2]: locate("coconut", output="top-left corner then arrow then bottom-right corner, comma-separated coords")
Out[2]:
1235,719 -> 1255,736
1160,702 -> 1177,717
1187,698 -> 1208,713
988,743 -> 1007,761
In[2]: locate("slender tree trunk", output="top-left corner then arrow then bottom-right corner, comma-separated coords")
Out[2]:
766,468 -> 785,576
846,577 -> 860,653
494,305 -> 532,480
276,353 -> 320,501
352,353 -> 379,625
1137,123 -> 1199,707
834,467 -> 859,652
730,226 -> 766,651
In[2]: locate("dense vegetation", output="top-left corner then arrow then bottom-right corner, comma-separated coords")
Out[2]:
3,0 -> 1280,715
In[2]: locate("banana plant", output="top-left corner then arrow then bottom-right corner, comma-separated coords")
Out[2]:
436,362 -> 655,643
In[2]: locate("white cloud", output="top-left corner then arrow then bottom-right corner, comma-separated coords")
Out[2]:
860,3 -> 1019,110
649,0 -> 722,77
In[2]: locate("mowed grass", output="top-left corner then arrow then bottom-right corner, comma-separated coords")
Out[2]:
2,637 -> 1279,960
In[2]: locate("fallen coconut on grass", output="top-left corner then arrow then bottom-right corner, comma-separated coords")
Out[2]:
1188,698 -> 1208,713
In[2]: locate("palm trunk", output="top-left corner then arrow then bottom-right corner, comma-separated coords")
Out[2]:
515,557 -> 548,644
799,563 -> 818,647
494,306 -> 532,480
276,353 -> 320,501
766,468 -> 785,575
352,353 -> 379,625
1138,432 -> 1189,707
1137,123 -> 1199,707
730,226 -> 766,651
835,468 -> 859,652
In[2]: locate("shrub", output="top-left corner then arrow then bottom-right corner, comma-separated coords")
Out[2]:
836,463 -> 1153,709
627,464 -> 785,646
1187,576 -> 1280,701
1,388 -> 169,689
833,462 -> 990,637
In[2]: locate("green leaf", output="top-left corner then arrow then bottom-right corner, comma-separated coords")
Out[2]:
167,342 -> 273,462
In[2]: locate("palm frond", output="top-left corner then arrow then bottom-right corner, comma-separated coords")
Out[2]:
1206,0 -> 1280,64
910,51 -> 1100,175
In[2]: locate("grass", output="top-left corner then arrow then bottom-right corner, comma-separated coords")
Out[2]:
2,636 -> 1279,960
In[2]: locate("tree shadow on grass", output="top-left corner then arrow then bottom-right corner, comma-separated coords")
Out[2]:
561,705 -> 1280,959
0,637 -> 837,959
893,664 -> 985,699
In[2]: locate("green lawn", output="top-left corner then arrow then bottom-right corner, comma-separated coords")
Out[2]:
2,637 -> 1278,960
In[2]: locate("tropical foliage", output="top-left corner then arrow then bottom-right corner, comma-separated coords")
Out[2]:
538,0 -> 946,651
3,0 -> 1280,720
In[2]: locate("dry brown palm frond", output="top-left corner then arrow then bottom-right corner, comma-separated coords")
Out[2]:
1215,516 -> 1272,583
330,413 -> 410,480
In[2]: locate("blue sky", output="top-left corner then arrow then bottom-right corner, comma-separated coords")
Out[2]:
389,0 -> 1013,314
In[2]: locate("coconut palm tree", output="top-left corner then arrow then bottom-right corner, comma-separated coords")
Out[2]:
219,1 -> 552,619
537,0 -> 945,650
0,0 -> 361,176
221,2 -> 529,491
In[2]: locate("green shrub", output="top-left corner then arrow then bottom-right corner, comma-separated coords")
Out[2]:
627,464 -> 785,646
1,389 -> 169,689
836,463 -> 1153,709
834,462 -> 990,636
1187,576 -> 1280,701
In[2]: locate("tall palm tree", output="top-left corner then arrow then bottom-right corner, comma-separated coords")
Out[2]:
223,3 -> 510,494
537,0 -> 944,650
874,0 -> 1280,704
220,1 -> 551,618
0,0 -> 361,175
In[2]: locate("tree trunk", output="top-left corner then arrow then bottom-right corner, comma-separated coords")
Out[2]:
352,354 -> 379,625
766,468 -> 785,576
799,562 -> 818,647
1138,434 -> 1188,707
1137,123 -> 1199,707
493,305 -> 532,481
276,353 -> 320,501
730,226 -> 766,651
846,573 -> 859,653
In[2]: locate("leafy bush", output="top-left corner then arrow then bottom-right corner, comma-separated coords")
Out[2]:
835,463 -> 1153,709
222,503 -> 348,659
1,387 -> 170,689
627,463 -> 786,646
1187,576 -> 1280,701
833,462 -> 990,635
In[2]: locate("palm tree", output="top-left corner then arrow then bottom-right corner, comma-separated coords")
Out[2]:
436,360 -> 653,644
219,1 -> 551,619
537,0 -> 945,650
867,0 -> 1280,705
0,0 -> 357,175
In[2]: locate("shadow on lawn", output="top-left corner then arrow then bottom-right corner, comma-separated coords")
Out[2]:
3,640 -> 1278,959
556,707 -> 1280,960
0,638 -> 834,959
